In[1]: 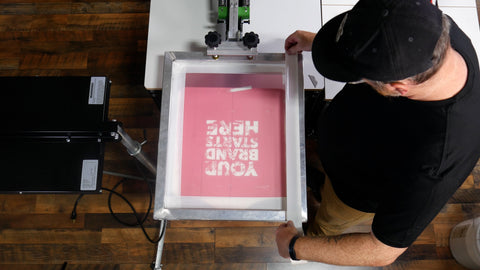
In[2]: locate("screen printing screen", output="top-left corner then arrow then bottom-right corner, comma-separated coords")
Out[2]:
181,73 -> 286,198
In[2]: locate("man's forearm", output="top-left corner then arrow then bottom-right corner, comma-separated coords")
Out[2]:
294,232 -> 406,267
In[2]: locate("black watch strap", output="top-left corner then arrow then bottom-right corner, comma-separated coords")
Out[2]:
288,235 -> 300,261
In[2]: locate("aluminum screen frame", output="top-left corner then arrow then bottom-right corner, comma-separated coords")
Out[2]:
155,52 -> 306,225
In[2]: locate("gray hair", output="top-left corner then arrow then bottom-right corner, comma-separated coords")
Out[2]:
371,14 -> 451,86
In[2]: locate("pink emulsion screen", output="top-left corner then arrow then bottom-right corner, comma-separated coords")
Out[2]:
180,73 -> 286,197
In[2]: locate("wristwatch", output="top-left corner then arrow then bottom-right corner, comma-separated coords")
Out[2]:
288,235 -> 300,261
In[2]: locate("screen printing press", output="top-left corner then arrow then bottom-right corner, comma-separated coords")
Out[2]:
149,1 -> 307,268
146,0 -> 480,268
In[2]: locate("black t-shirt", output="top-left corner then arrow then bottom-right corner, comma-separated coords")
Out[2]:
317,19 -> 480,248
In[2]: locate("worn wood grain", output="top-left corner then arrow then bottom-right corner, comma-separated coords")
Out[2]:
84,213 -> 159,230
397,244 -> 440,261
33,193 -> 151,214
215,247 -> 288,263
215,227 -> 277,248
0,229 -> 100,244
384,260 -> 467,270
0,214 -> 85,229
450,189 -> 480,203
162,243 -> 215,264
101,228 -> 160,243
0,265 -> 66,270
0,195 -> 37,213
169,220 -> 285,228
0,0 -> 479,269
163,228 -> 215,244
413,224 -> 436,245
162,263 -> 267,270
20,52 -> 89,70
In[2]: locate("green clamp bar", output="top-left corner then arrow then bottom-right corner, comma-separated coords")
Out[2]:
218,6 -> 228,20
238,6 -> 250,20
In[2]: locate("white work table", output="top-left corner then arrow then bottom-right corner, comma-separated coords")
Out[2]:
145,0 -> 480,99
144,0 -> 322,91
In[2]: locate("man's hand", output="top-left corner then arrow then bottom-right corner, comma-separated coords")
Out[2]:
275,220 -> 300,259
285,30 -> 317,55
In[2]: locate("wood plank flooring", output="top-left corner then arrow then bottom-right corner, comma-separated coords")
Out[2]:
0,1 -> 479,269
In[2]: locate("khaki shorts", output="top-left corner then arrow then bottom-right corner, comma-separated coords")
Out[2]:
307,175 -> 375,236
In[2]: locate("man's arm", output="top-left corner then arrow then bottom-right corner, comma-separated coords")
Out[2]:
276,221 -> 407,267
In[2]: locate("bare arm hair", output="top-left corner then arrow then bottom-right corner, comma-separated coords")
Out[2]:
294,232 -> 407,266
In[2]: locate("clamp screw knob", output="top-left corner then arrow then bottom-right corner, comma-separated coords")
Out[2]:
205,31 -> 222,48
243,32 -> 259,49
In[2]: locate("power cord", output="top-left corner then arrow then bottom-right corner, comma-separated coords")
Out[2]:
105,178 -> 151,227
70,194 -> 84,221
70,176 -> 165,244
102,184 -> 162,244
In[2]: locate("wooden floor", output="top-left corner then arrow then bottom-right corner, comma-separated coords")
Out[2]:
0,1 -> 479,269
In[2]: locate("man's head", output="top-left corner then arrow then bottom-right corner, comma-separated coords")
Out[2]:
312,0 -> 447,84
364,14 -> 452,97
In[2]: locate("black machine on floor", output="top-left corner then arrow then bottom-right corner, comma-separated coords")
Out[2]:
0,76 -> 119,193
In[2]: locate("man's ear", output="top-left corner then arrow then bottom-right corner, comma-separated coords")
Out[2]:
387,81 -> 411,96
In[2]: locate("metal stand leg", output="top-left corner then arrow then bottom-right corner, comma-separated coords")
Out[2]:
116,125 -> 165,268
154,220 -> 167,270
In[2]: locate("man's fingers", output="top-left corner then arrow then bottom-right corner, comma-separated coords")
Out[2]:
287,220 -> 295,227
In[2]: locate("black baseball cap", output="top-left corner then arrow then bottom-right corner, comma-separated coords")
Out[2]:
312,0 -> 444,82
